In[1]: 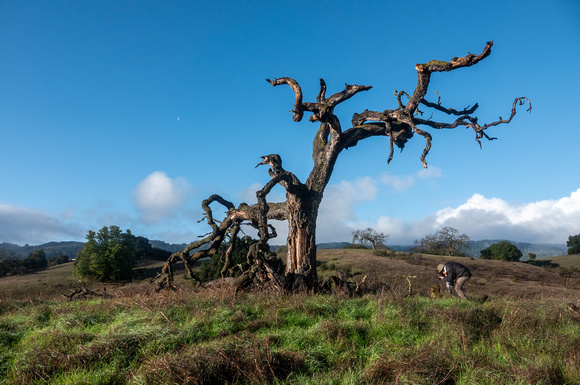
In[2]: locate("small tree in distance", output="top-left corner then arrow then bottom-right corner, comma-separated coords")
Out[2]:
413,227 -> 470,257
48,253 -> 70,266
74,226 -> 137,281
480,240 -> 522,262
352,228 -> 388,250
567,234 -> 580,255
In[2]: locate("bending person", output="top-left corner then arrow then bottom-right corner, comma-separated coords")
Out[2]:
437,262 -> 471,299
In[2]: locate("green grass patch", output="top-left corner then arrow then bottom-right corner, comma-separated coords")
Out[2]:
0,288 -> 578,384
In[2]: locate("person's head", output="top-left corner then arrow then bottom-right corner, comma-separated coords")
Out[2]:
437,264 -> 445,274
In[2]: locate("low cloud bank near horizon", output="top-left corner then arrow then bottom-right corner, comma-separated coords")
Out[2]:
315,185 -> 580,246
1,179 -> 579,247
0,204 -> 82,245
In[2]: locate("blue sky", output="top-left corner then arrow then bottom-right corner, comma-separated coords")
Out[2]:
1,0 -> 579,246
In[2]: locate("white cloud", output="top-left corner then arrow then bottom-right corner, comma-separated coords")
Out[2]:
379,173 -> 415,191
315,170 -> 444,243
322,178 -> 378,220
363,189 -> 580,245
417,165 -> 443,179
316,177 -> 379,242
0,204 -> 82,245
379,166 -> 442,192
134,171 -> 190,223
429,189 -> 580,244
315,173 -> 580,245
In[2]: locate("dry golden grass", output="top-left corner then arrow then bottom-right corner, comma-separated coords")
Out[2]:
0,250 -> 578,302
316,249 -> 580,300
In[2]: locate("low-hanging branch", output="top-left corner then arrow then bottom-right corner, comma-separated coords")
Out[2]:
151,156 -> 298,292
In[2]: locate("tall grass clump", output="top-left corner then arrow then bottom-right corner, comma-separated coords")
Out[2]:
0,288 -> 578,384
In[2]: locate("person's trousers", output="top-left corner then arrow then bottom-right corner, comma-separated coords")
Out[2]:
451,276 -> 470,299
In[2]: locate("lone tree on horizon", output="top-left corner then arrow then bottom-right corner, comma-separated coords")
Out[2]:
153,41 -> 530,292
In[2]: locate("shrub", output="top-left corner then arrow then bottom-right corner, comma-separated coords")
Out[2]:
48,253 -> 70,266
567,234 -> 580,255
198,236 -> 257,282
480,241 -> 523,261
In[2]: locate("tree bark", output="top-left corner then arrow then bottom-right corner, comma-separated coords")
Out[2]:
284,192 -> 319,290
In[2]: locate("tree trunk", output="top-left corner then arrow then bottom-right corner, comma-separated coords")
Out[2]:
284,192 -> 319,290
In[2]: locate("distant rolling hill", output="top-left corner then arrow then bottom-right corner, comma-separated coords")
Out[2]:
0,240 -> 189,259
0,241 -> 85,259
1,239 -> 568,260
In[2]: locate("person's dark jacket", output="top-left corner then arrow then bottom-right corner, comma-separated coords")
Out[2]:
442,262 -> 471,284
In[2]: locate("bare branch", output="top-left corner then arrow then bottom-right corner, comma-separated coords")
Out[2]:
477,97 -> 532,130
267,77 -> 304,122
269,77 -> 371,125
406,41 -> 494,114
256,154 -> 283,176
395,111 -> 432,168
255,153 -> 302,193
415,97 -> 532,148
317,78 -> 326,103
221,223 -> 240,277
416,41 -> 494,73
324,83 -> 372,109
420,98 -> 479,116
395,90 -> 410,109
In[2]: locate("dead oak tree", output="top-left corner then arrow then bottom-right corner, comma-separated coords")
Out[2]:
153,41 -> 530,292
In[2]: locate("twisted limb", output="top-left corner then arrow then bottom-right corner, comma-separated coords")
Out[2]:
152,156 -> 296,292
151,194 -> 249,291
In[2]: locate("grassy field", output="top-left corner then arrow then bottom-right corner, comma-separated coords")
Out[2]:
0,250 -> 579,384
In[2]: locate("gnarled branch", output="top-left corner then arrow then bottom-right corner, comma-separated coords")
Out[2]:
406,41 -> 494,114
420,98 -> 479,116
415,97 -> 532,148
267,77 -> 304,122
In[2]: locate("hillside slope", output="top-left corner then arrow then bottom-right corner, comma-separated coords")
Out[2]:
316,249 -> 579,300
0,250 -> 578,301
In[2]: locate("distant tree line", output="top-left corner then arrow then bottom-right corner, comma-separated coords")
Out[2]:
149,240 -> 189,253
410,227 -> 578,262
411,227 -> 526,261
0,249 -> 71,278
